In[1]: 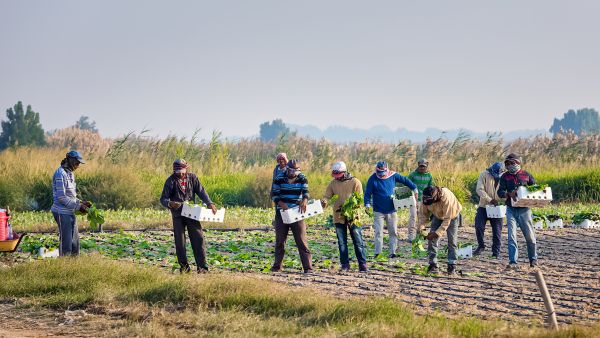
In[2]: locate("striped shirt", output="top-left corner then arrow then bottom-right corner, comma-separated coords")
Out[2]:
272,173 -> 309,209
408,171 -> 434,202
51,166 -> 81,215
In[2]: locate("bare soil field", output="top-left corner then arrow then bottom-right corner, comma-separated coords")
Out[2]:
260,226 -> 600,326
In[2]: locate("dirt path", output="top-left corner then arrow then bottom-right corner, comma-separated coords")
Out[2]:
0,302 -> 127,338
258,227 -> 600,326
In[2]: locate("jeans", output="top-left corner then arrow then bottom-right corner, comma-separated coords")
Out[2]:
428,215 -> 459,265
173,215 -> 208,270
507,206 -> 537,264
335,223 -> 367,265
474,207 -> 503,256
52,212 -> 79,256
373,211 -> 398,255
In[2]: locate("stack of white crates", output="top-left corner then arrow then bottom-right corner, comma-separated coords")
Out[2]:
485,205 -> 507,218
512,186 -> 553,208
181,203 -> 226,223
280,199 -> 324,224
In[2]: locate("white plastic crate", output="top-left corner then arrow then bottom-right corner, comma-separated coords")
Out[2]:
181,203 -> 226,223
457,245 -> 472,259
533,220 -> 544,230
576,219 -> 600,229
485,205 -> 506,218
39,247 -> 59,258
280,199 -> 324,224
393,195 -> 416,210
512,186 -> 553,208
547,219 -> 563,229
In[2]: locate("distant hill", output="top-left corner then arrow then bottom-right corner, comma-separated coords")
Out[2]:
287,124 -> 548,143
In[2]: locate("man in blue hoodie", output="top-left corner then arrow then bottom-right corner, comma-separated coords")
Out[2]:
364,161 -> 418,258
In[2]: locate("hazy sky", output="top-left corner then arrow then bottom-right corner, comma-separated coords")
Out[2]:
1,1 -> 598,139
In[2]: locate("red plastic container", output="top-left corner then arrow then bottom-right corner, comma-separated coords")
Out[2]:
0,210 -> 8,241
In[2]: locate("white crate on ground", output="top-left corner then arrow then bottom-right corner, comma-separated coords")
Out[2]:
576,219 -> 600,229
181,203 -> 225,222
547,219 -> 564,229
533,220 -> 544,230
39,247 -> 59,258
280,199 -> 324,224
457,245 -> 472,259
512,186 -> 553,208
485,205 -> 506,218
393,195 -> 416,210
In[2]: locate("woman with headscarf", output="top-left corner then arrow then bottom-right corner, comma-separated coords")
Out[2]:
474,162 -> 505,258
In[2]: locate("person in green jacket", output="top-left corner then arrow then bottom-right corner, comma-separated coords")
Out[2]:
407,159 -> 434,241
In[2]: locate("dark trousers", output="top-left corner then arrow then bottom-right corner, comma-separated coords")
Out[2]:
429,216 -> 459,265
475,207 -> 503,256
273,211 -> 312,271
53,212 -> 79,256
335,223 -> 367,265
173,215 -> 208,269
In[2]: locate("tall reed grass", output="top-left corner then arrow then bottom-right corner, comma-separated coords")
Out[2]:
1,128 -> 599,210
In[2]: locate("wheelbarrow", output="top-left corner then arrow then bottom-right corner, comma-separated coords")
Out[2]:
0,233 -> 26,253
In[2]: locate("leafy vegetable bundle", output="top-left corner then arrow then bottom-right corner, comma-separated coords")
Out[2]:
572,212 -> 600,224
526,184 -> 549,193
340,192 -> 364,225
86,203 -> 106,231
393,186 -> 413,200
411,233 -> 427,258
532,213 -> 548,226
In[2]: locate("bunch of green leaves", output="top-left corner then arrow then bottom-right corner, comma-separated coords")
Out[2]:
393,186 -> 413,200
340,192 -> 364,225
546,213 -> 563,222
526,184 -> 549,193
86,203 -> 105,231
411,233 -> 428,258
532,213 -> 548,228
20,235 -> 58,254
572,212 -> 600,224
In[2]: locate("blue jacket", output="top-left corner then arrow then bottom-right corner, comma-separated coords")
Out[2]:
364,172 -> 417,214
272,173 -> 309,210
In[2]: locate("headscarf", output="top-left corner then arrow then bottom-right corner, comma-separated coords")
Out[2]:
374,161 -> 395,179
276,153 -> 288,164
504,153 -> 522,174
487,162 -> 505,181
173,159 -> 188,174
422,186 -> 441,205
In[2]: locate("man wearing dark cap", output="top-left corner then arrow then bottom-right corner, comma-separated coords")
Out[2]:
407,159 -> 434,242
497,153 -> 538,269
418,185 -> 463,275
270,159 -> 313,273
51,151 -> 91,256
160,159 -> 217,273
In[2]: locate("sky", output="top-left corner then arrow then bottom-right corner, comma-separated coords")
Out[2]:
1,0 -> 599,139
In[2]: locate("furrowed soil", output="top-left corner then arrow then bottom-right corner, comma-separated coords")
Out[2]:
3,224 -> 600,334
260,226 -> 600,326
